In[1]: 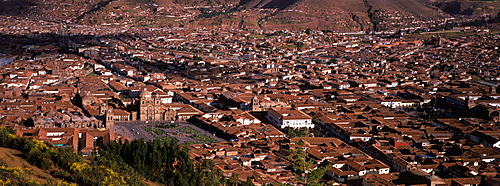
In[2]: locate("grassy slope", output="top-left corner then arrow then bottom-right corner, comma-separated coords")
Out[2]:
0,147 -> 57,184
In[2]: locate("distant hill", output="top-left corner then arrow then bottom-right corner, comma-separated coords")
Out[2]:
238,0 -> 300,9
419,0 -> 500,15
230,0 -> 448,31
0,0 -> 497,31
185,0 -> 450,31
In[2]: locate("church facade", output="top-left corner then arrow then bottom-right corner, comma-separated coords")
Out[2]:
139,89 -> 163,121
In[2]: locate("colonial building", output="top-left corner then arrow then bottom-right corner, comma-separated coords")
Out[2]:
266,108 -> 314,128
139,89 -> 162,121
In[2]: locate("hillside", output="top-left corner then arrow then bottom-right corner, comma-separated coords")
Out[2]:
184,0 -> 452,31
238,0 -> 300,9
0,126 -> 231,186
421,0 -> 500,15
0,0 -> 495,31
0,127 -> 147,185
367,0 -> 443,18
0,147 -> 60,185
233,0 -> 450,31
258,0 -> 372,31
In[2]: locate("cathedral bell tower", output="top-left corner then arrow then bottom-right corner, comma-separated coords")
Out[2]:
139,88 -> 152,121
251,95 -> 260,111
105,108 -> 114,130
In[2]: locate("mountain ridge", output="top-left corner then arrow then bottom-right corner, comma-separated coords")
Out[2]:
0,0 -> 498,31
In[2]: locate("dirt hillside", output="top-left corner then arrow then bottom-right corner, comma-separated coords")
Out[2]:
0,147 -> 56,184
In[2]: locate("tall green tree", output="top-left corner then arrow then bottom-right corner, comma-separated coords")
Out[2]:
99,138 -> 226,186
227,173 -> 239,186
288,148 -> 329,185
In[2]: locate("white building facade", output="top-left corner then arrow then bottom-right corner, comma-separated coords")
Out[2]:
266,108 -> 314,128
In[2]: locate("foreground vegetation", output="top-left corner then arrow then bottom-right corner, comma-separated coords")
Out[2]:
0,127 -> 145,185
0,127 -> 253,186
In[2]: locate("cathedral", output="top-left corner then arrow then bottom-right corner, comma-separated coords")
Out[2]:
139,89 -> 162,121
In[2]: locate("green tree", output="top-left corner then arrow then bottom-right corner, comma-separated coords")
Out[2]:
305,29 -> 312,35
193,56 -> 203,61
241,176 -> 255,186
227,173 -> 239,186
99,138 -> 226,186
288,149 -> 329,185
306,165 -> 330,185
22,118 -> 34,128
28,149 -> 53,170
283,127 -> 311,138
296,42 -> 305,49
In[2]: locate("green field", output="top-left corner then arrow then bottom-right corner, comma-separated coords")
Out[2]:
143,127 -> 152,133
153,129 -> 165,135
191,135 -> 218,143
156,123 -> 178,129
143,127 -> 165,135
179,126 -> 200,134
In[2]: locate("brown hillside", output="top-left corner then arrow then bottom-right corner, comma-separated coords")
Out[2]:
367,0 -> 444,18
0,147 -> 57,184
421,0 -> 500,15
239,0 -> 300,9
252,0 -> 448,31
175,0 -> 238,6
0,0 -> 468,31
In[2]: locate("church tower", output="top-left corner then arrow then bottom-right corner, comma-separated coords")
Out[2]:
53,60 -> 60,75
105,108 -> 114,130
251,96 -> 260,111
465,96 -> 476,109
139,88 -> 163,121
153,93 -> 162,120
490,86 -> 497,94
99,102 -> 108,116
139,88 -> 152,121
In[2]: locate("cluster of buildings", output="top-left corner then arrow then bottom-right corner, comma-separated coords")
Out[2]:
0,15 -> 500,185
15,127 -> 126,154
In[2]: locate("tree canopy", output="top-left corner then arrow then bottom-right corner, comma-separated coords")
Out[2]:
0,127 -> 253,186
